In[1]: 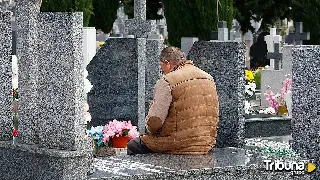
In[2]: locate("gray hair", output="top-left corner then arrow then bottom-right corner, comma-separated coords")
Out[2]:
160,46 -> 186,65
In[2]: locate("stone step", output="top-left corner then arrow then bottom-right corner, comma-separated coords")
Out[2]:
88,146 -> 310,180
245,116 -> 291,138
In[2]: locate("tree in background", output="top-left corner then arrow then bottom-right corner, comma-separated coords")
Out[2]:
218,0 -> 235,30
290,0 -> 320,45
89,0 -> 120,33
234,0 -> 291,36
164,0 -> 220,47
122,0 -> 163,20
41,0 -> 93,27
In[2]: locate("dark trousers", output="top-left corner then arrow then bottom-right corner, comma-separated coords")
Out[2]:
127,137 -> 153,155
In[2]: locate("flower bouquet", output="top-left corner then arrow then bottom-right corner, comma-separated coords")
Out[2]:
103,119 -> 139,148
244,69 -> 257,115
87,120 -> 139,156
263,76 -> 292,116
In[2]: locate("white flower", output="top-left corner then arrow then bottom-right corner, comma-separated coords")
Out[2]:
259,107 -> 276,114
244,100 -> 252,114
245,85 -> 254,96
249,82 -> 256,91
265,65 -> 270,69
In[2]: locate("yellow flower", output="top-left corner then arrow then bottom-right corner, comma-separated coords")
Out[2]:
245,70 -> 254,82
99,41 -> 105,47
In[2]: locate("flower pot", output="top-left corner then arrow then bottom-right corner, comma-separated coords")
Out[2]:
112,136 -> 129,148
277,105 -> 288,116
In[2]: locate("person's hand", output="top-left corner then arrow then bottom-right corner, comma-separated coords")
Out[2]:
146,116 -> 162,134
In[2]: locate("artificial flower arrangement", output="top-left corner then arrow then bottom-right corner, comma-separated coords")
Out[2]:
244,69 -> 257,114
87,119 -> 139,151
262,76 -> 292,116
245,69 -> 256,98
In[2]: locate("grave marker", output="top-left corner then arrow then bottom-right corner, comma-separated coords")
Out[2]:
188,41 -> 246,148
0,11 -> 12,141
291,45 -> 320,178
267,43 -> 282,70
125,0 -> 156,38
285,22 -> 310,45
260,45 -> 294,107
0,1 -> 92,179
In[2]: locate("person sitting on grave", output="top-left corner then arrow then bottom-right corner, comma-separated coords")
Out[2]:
127,46 -> 219,155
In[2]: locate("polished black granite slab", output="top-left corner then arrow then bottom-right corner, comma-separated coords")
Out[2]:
88,147 -> 311,180
245,117 -> 291,138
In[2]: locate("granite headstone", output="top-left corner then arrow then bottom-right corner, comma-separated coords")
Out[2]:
291,45 -> 320,179
0,1 -> 92,179
0,11 -> 12,141
87,38 -> 147,133
37,12 -> 88,151
188,41 -> 246,148
260,45 -> 294,107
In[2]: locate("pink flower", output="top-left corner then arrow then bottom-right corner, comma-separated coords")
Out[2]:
281,78 -> 292,99
102,119 -> 140,143
264,90 -> 280,112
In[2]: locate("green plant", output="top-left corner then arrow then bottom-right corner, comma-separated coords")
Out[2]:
41,0 -> 94,27
89,0 -> 119,33
164,0 -> 224,47
254,70 -> 261,89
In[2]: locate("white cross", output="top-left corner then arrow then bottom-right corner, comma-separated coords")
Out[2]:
264,28 -> 282,69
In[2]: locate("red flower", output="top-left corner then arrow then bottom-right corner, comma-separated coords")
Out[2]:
13,91 -> 16,96
12,129 -> 18,137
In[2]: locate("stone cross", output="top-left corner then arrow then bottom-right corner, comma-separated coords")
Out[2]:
125,0 -> 156,38
267,43 -> 282,70
265,28 -> 282,69
285,22 -> 310,45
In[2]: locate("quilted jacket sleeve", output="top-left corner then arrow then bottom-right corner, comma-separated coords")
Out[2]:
145,78 -> 172,134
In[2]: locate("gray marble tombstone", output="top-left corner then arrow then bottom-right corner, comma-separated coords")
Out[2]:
37,12 -> 88,151
87,38 -> 147,133
291,45 -> 320,179
188,41 -> 246,148
0,11 -> 12,141
260,45 -> 294,107
0,2 -> 91,179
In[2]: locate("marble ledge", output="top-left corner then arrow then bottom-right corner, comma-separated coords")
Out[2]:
0,140 -> 90,158
245,116 -> 291,122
